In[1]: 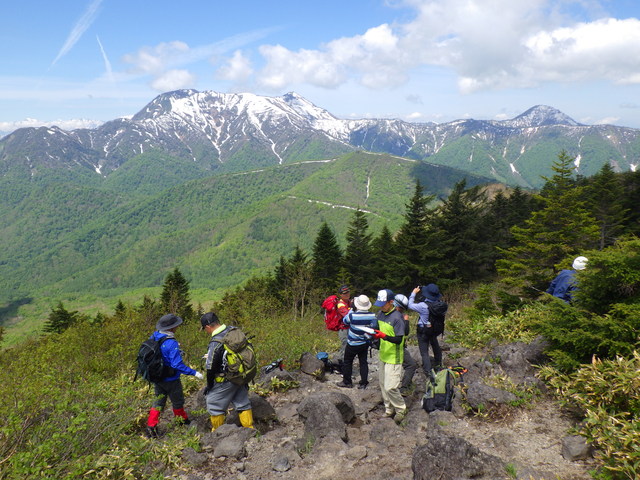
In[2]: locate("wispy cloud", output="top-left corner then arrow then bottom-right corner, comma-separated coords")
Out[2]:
96,35 -> 113,81
52,0 -> 103,67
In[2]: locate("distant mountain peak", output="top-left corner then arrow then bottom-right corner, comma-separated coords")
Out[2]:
502,105 -> 581,128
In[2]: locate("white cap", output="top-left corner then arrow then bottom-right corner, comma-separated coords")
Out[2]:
572,256 -> 588,271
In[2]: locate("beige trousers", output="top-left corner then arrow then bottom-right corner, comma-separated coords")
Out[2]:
379,361 -> 406,414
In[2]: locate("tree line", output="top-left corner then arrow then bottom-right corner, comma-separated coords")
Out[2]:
265,151 -> 639,312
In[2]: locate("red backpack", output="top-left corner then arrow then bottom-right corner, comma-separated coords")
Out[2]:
322,295 -> 342,331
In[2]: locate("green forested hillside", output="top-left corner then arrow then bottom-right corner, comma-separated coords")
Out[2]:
0,151 -> 492,343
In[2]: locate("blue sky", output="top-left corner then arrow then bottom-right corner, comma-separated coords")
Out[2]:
2,0 -> 640,134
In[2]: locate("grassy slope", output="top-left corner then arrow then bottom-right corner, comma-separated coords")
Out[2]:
0,151 -> 493,346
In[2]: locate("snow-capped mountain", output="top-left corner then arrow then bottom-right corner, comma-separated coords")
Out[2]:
1,90 -> 638,187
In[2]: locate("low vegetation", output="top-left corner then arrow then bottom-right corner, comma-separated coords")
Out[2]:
1,152 -> 639,479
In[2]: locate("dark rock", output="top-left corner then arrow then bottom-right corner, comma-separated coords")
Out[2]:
413,426 -> 507,480
181,447 -> 207,467
297,392 -> 355,441
465,381 -> 517,410
201,423 -> 257,459
299,352 -> 325,378
561,435 -> 593,461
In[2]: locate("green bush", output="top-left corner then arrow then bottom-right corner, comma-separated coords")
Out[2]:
540,353 -> 640,480
447,301 -> 539,349
574,237 -> 640,314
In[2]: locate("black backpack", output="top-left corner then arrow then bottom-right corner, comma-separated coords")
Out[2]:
135,336 -> 175,383
427,300 -> 448,336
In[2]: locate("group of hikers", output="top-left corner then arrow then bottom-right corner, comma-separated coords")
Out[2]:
324,283 -> 448,424
140,255 -> 587,436
141,311 -> 255,438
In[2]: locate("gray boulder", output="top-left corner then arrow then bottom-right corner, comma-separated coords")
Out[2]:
412,426 -> 507,479
297,392 -> 355,442
465,381 -> 517,410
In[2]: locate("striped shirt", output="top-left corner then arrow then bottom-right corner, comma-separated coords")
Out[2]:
343,311 -> 378,346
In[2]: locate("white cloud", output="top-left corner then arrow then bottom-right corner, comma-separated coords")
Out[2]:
0,118 -> 104,134
123,41 -> 191,75
595,116 -> 620,125
216,50 -> 254,82
245,0 -> 640,94
150,69 -> 196,92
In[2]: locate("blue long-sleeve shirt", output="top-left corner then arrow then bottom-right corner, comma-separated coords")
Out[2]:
408,292 -> 430,326
152,330 -> 196,381
547,269 -> 578,303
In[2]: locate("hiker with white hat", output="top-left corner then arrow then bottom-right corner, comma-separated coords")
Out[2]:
547,256 -> 589,303
337,294 -> 378,389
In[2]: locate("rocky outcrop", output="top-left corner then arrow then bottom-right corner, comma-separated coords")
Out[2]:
166,338 -> 595,479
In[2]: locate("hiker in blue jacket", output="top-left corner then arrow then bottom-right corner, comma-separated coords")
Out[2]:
146,314 -> 204,438
409,284 -> 444,380
547,256 -> 588,303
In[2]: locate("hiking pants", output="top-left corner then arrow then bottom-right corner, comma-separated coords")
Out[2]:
337,328 -> 349,359
342,343 -> 370,386
402,347 -> 417,388
205,381 -> 251,416
152,378 -> 185,410
379,361 -> 406,414
418,333 -> 442,376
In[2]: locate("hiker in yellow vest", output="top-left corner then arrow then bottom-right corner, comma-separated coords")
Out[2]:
200,312 -> 254,431
372,289 -> 408,424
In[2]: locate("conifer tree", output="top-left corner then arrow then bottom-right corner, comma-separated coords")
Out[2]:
586,163 -> 629,249
369,224 -> 400,291
344,209 -> 373,293
43,302 -> 78,334
277,246 -> 313,319
311,222 -> 343,291
394,180 -> 437,290
497,151 -> 599,296
114,300 -> 127,319
430,179 -> 490,283
620,170 -> 640,236
160,267 -> 194,321
137,295 -> 162,327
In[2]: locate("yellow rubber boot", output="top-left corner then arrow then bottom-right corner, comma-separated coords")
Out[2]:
238,409 -> 254,429
209,414 -> 225,431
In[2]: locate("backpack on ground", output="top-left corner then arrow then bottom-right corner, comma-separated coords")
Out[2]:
427,300 -> 448,336
322,295 -> 343,331
421,367 -> 461,412
222,327 -> 258,385
135,336 -> 174,383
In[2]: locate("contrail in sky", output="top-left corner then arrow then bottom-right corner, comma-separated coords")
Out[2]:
96,35 -> 113,81
51,0 -> 103,66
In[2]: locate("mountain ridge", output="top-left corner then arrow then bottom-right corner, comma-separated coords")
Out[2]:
2,90 -> 638,188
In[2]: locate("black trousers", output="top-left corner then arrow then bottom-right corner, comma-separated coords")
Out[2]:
342,343 -> 370,385
418,333 -> 442,375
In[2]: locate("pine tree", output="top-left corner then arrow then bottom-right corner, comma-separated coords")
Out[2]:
394,180 -> 437,290
311,222 -> 343,291
497,151 -> 599,296
114,300 -> 127,319
43,302 -> 78,334
136,295 -> 162,327
620,170 -> 640,236
344,209 -> 373,293
277,246 -> 313,319
586,163 -> 629,249
160,268 -> 194,321
369,225 -> 400,291
430,179 -> 491,283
